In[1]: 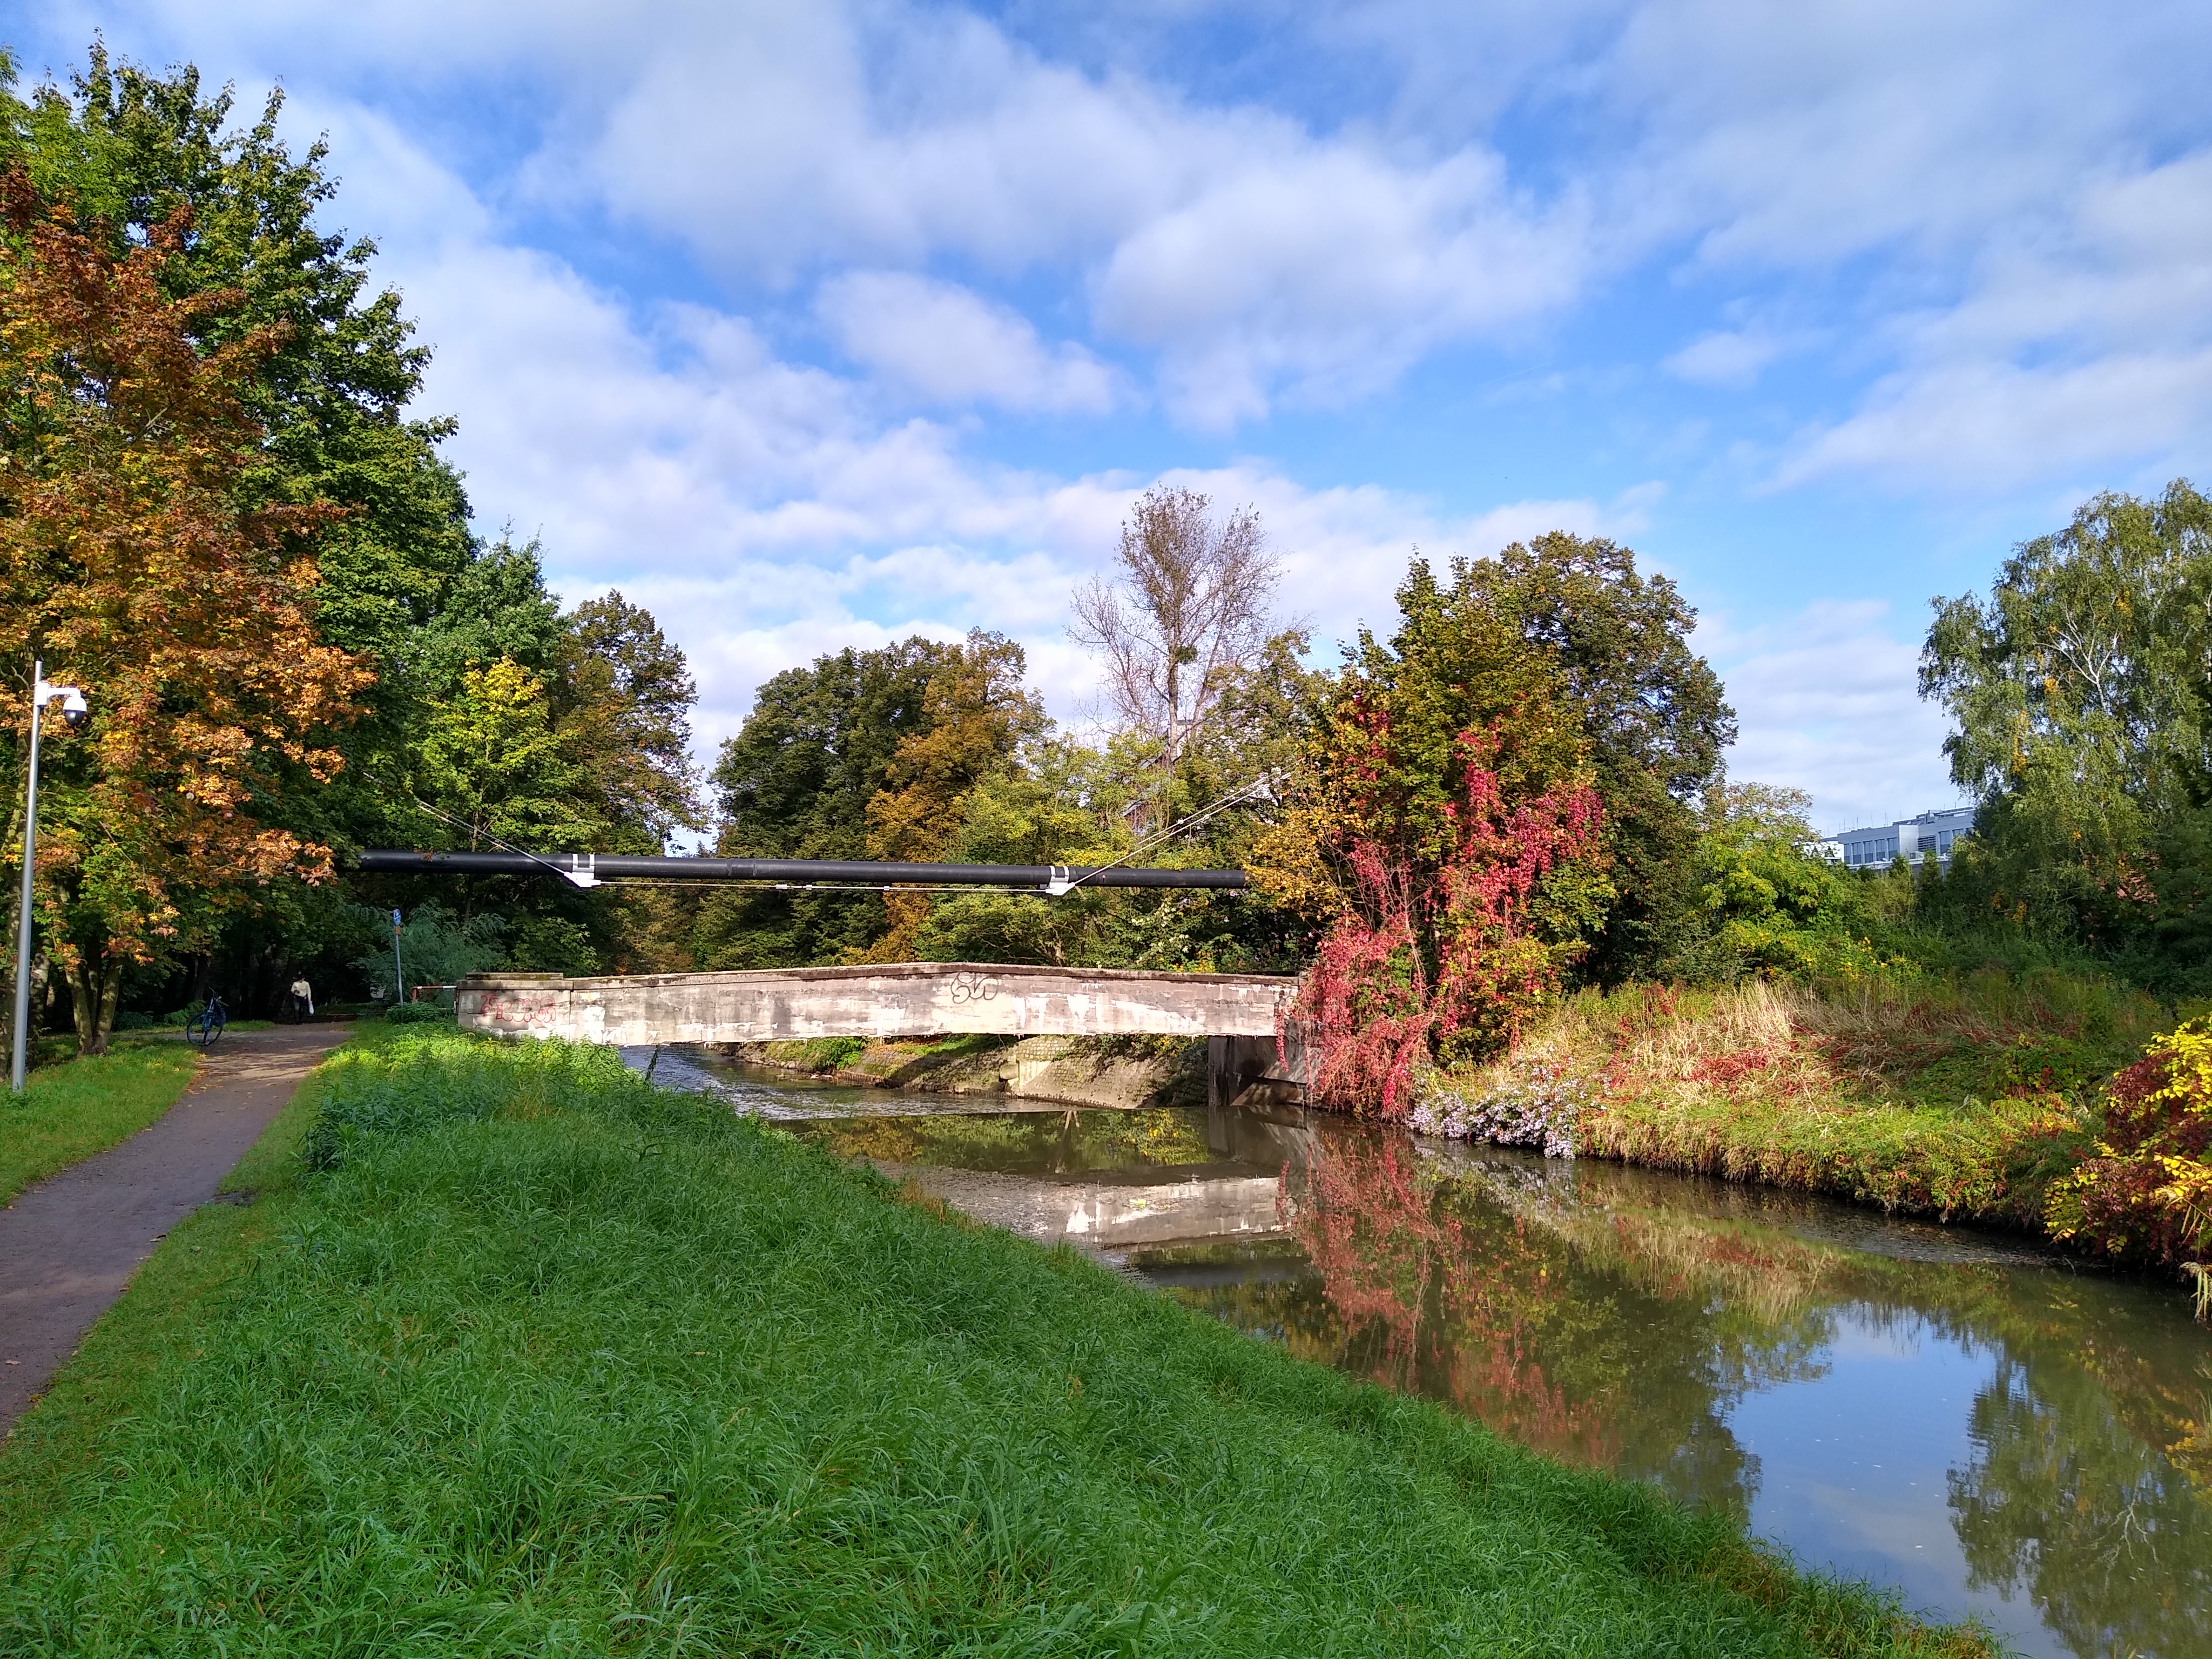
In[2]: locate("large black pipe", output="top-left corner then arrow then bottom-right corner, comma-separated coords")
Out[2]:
355,848 -> 1249,891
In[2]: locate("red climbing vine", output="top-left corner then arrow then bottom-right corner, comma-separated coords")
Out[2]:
1287,719 -> 1607,1117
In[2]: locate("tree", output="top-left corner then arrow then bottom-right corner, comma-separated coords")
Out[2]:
553,592 -> 703,854
1252,563 -> 1612,1109
1921,481 -> 2212,965
1686,785 -> 1878,979
0,176 -> 369,1051
859,632 -> 1045,961
3,48 -> 476,675
2,49 -> 709,1006
1071,486 -> 1283,815
699,637 -> 963,967
418,659 -> 595,854
2,48 -> 504,1013
1436,535 -> 1735,981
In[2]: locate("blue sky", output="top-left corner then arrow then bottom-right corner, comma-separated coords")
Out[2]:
7,1 -> 2211,832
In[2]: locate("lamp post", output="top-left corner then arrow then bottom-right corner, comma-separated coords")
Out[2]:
12,662 -> 88,1093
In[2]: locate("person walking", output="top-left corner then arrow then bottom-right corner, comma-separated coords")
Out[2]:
288,975 -> 314,1023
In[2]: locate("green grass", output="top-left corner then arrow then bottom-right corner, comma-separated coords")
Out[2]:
0,1029 -> 1988,1656
1436,969 -> 2185,1232
0,1043 -> 200,1205
760,1033 -> 870,1073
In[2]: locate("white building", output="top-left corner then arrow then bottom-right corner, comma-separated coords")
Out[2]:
1815,805 -> 1976,871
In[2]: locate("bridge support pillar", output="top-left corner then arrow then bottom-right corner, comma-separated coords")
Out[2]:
1206,1032 -> 1307,1110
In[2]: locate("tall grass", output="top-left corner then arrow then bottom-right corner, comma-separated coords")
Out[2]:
1430,969 -> 2176,1227
0,1043 -> 200,1204
1,1030 -> 1985,1655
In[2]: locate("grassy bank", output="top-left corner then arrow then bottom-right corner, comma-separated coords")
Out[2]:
1426,969 -> 2174,1238
0,1043 -> 200,1205
1,1029 -> 1985,1655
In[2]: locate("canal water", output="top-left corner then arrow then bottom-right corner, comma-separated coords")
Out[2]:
650,1047 -> 2212,1659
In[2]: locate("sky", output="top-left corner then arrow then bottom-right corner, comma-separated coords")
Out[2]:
6,1 -> 2211,834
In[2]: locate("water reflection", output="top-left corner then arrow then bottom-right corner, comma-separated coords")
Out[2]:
689,1058 -> 2212,1659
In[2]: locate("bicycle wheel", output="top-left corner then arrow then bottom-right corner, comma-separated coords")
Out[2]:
186,1010 -> 214,1047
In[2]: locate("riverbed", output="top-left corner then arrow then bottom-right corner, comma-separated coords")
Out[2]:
649,1046 -> 2212,1659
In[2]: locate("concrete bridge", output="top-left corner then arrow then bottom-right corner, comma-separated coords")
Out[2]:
456,961 -> 1307,1103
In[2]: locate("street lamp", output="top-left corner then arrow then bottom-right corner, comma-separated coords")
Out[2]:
12,662 -> 88,1092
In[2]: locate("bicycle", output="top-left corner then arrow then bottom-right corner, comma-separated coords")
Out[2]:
186,993 -> 229,1049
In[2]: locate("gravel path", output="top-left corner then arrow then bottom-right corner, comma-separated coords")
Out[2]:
0,1025 -> 348,1438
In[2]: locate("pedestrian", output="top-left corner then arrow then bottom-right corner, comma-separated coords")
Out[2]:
288,974 -> 314,1023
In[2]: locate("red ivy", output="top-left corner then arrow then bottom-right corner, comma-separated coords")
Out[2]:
1293,723 -> 1603,1117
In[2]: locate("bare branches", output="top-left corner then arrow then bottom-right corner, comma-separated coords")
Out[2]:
1070,485 -> 1280,768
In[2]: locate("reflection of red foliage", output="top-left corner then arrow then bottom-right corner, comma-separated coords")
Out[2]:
1287,1132 -> 1618,1467
1296,723 -> 1604,1118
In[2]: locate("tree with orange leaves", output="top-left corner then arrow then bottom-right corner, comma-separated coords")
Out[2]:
0,172 -> 369,1052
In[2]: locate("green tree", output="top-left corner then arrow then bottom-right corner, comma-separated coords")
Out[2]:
1437,535 -> 1736,982
698,637 -> 964,967
552,592 -> 702,854
1921,480 -> 2212,967
419,659 -> 596,854
1687,785 -> 1878,979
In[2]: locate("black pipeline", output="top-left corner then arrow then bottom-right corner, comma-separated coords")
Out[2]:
354,849 -> 1249,892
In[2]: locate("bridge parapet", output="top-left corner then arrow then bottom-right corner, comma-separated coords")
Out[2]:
457,961 -> 1297,1048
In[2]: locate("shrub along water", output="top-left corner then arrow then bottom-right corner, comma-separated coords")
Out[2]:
0,1030 -> 1987,1655
1413,969 -> 2210,1274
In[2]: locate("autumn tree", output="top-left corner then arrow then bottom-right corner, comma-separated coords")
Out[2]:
858,631 -> 1046,961
1252,561 -> 1612,1110
1434,535 -> 1733,981
0,175 -> 368,1051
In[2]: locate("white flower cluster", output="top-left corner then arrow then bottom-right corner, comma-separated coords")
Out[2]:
1406,1062 -> 1596,1160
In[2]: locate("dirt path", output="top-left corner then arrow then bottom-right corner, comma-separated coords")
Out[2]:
0,1025 -> 348,1438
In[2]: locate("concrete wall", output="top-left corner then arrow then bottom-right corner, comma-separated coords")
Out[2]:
457,961 -> 1297,1047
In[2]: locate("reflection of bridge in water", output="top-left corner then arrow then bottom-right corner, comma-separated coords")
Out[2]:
884,1102 -> 1319,1252
460,961 -> 1309,1109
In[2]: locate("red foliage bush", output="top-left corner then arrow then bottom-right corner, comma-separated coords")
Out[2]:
2048,1028 -> 2212,1264
1294,726 -> 1604,1117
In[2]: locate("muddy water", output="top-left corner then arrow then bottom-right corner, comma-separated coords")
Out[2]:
658,1049 -> 2212,1659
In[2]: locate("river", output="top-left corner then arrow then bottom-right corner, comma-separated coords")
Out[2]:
644,1046 -> 2212,1659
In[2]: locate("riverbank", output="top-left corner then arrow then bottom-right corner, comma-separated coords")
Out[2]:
2,1028 -> 1986,1654
1419,971 -> 2180,1259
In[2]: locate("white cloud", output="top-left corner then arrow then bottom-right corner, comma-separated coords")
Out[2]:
512,3 -> 1599,424
1095,145 -> 1592,428
1776,149 -> 2212,489
1664,329 -> 1782,388
1702,601 -> 1960,832
48,0 -> 2212,465
816,272 -> 1120,413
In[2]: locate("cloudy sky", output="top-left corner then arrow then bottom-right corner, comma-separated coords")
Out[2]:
8,1 -> 2211,832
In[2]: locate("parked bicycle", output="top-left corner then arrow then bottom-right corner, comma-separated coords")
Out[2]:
186,993 -> 229,1049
